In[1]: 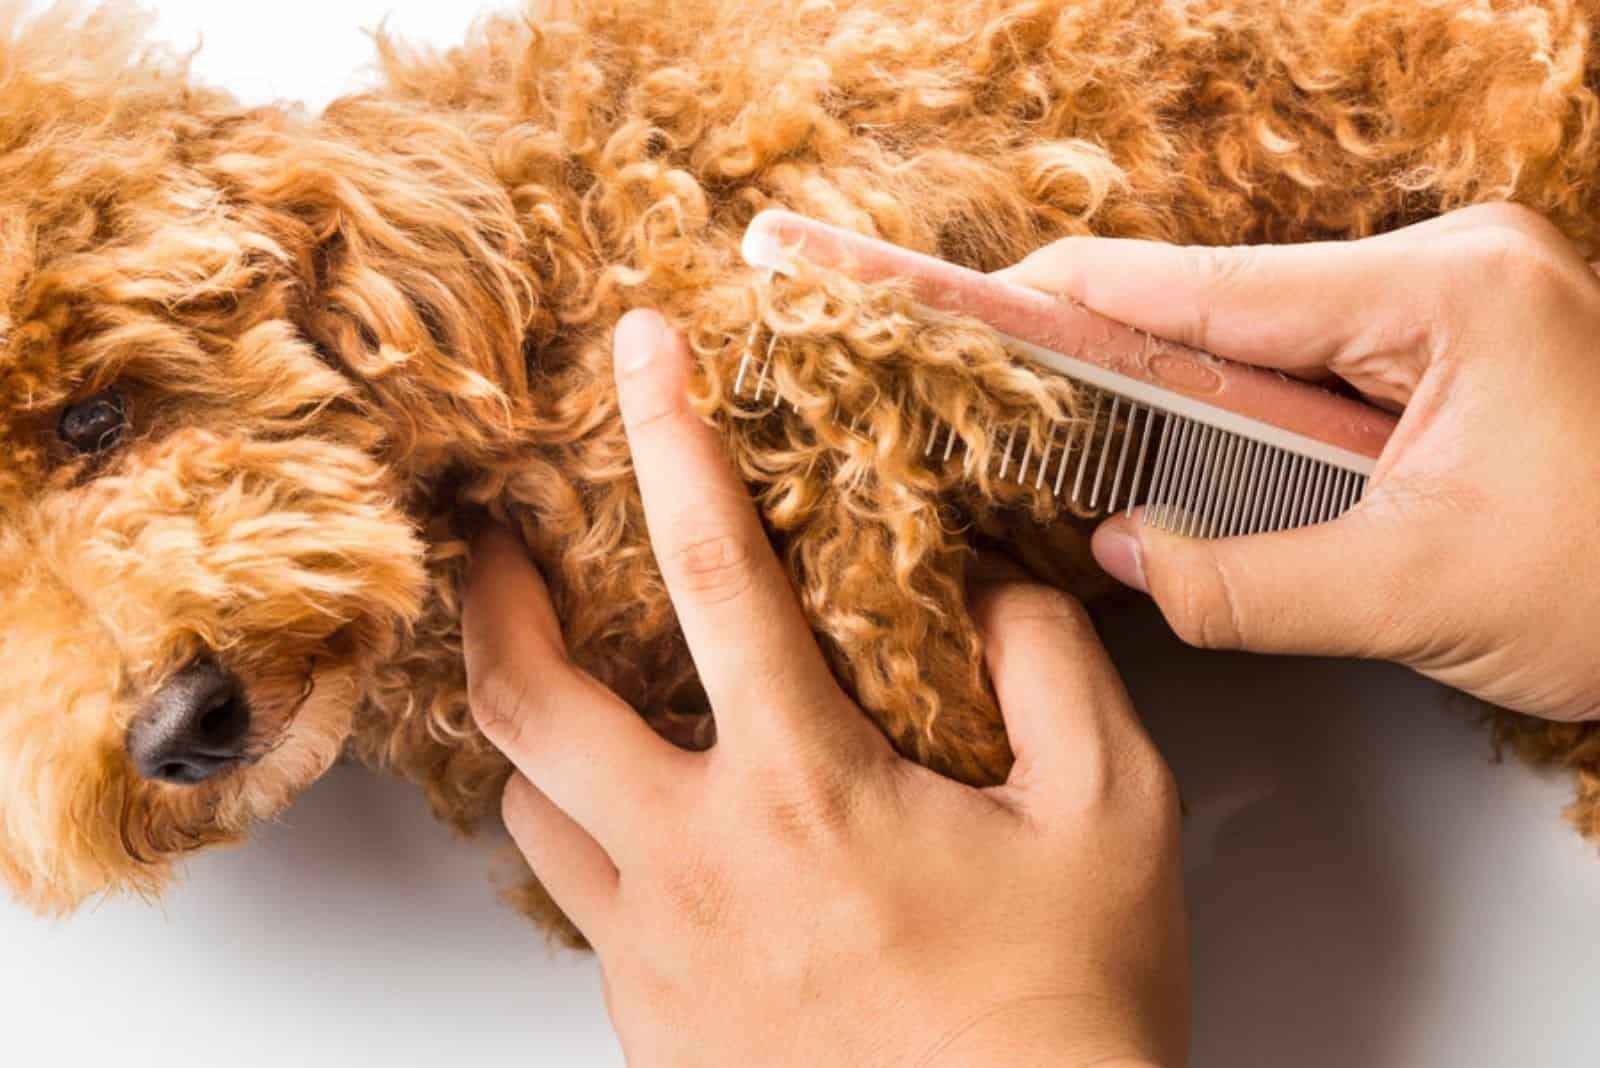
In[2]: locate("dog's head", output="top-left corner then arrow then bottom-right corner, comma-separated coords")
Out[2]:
0,6 -> 538,911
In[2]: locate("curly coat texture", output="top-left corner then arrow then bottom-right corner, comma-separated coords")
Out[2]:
3,0 -> 1600,936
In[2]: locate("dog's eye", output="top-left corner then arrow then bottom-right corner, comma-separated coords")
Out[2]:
58,391 -> 129,454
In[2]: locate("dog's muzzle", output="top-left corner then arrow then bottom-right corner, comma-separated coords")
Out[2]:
126,656 -> 252,786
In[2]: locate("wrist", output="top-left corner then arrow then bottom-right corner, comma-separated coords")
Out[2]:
910,992 -> 1180,1068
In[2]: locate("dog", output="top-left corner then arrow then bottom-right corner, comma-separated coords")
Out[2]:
3,0 -> 1598,942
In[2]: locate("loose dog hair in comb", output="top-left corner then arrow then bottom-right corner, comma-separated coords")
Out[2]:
737,211 -> 1398,538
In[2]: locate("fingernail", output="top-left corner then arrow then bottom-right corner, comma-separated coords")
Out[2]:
1093,528 -> 1148,593
614,310 -> 666,374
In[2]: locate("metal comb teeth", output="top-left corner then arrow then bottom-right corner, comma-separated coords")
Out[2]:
730,342 -> 1369,537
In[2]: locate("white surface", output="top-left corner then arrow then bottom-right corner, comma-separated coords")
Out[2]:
4,5 -> 1599,1066
2,767 -> 618,1067
150,1 -> 496,113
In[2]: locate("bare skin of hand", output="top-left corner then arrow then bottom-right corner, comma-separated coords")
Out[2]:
462,310 -> 1187,1068
999,202 -> 1600,723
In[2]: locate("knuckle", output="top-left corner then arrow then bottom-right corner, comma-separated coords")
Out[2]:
1184,244 -> 1256,344
667,529 -> 758,606
467,663 -> 531,748
1160,554 -> 1245,650
1130,748 -> 1182,823
620,391 -> 685,435
655,846 -> 737,934
1453,201 -> 1551,241
1447,208 -> 1585,294
1057,735 -> 1180,840
1190,243 -> 1252,287
1115,753 -> 1184,872
751,755 -> 865,847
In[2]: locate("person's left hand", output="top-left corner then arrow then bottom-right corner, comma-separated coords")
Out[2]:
462,308 -> 1188,1067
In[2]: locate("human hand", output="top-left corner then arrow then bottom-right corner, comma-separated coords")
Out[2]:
462,310 -> 1187,1067
998,203 -> 1600,723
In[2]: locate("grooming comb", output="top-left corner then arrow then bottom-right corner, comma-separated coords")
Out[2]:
736,210 -> 1397,538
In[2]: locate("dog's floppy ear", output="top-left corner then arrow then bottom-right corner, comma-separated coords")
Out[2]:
203,99 -> 546,466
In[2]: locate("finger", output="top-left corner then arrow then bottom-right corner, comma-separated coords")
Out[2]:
464,523 -> 690,847
967,554 -> 1155,803
1091,508 -> 1408,658
501,773 -> 617,940
612,309 -> 870,753
994,231 -> 1432,406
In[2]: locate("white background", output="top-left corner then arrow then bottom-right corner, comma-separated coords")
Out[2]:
3,4 -> 1598,1066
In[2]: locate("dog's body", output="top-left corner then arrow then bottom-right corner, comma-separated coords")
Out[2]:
3,0 -> 1599,936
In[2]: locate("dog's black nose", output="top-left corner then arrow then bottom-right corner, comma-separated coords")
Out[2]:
127,657 -> 251,786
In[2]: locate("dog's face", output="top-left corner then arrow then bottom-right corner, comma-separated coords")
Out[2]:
0,25 -> 435,912
0,407 -> 426,912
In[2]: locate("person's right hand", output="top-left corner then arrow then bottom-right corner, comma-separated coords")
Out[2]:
997,203 -> 1600,723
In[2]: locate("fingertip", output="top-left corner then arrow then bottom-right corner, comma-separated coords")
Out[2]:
965,567 -> 1140,801
470,520 -> 528,569
1091,514 -> 1149,594
968,567 -> 1095,661
966,555 -> 1028,641
613,307 -> 686,378
614,309 -> 694,435
466,522 -> 540,607
462,522 -> 565,663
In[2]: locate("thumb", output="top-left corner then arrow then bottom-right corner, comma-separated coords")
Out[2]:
1091,510 -> 1402,659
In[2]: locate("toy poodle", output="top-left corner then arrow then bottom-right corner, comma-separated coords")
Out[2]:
2,0 -> 1597,940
